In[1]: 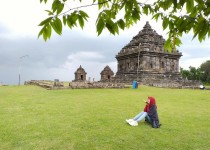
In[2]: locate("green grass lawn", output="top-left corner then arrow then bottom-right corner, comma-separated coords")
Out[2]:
0,85 -> 209,150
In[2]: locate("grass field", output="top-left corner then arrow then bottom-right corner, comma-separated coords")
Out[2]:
0,85 -> 209,150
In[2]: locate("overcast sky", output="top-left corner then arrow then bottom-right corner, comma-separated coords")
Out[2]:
0,0 -> 210,85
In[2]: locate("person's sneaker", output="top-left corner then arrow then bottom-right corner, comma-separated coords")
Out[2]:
132,121 -> 138,126
126,119 -> 134,124
129,120 -> 138,126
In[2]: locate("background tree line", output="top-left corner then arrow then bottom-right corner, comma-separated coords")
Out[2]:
180,60 -> 210,85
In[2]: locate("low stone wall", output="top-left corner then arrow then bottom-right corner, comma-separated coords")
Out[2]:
25,80 -> 54,89
25,80 -> 64,89
70,82 -> 126,89
25,80 -> 126,89
181,79 -> 201,89
25,79 -> 201,90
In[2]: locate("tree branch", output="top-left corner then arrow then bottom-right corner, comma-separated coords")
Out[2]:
58,0 -> 110,17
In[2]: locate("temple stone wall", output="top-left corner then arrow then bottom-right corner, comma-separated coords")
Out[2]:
114,72 -> 200,88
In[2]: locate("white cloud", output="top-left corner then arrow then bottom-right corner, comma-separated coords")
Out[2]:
67,51 -> 105,62
180,57 -> 210,70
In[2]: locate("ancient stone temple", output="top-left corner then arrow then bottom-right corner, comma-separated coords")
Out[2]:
115,21 -> 184,87
73,65 -> 87,82
100,65 -> 114,82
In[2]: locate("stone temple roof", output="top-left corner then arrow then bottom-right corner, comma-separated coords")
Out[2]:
100,65 -> 114,75
119,21 -> 167,54
75,65 -> 87,74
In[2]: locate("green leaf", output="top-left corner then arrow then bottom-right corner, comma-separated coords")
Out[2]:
164,38 -> 172,52
168,20 -> 174,30
52,0 -> 60,13
143,5 -> 148,15
79,10 -> 89,20
111,11 -> 116,19
38,17 -> 53,26
51,0 -> 64,15
148,5 -> 154,14
98,0 -> 106,10
175,37 -> 182,47
133,0 -> 140,12
198,20 -> 208,42
179,0 -> 186,7
190,7 -> 198,18
203,6 -> 210,16
174,17 -> 184,31
125,1 -> 132,12
71,13 -> 78,27
66,16 -> 73,29
63,15 -> 67,25
50,18 -> 62,35
67,15 -> 74,29
186,0 -> 194,13
117,19 -> 125,30
45,10 -> 54,16
104,10 -> 111,17
96,17 -> 105,35
66,12 -> 78,29
162,17 -> 169,30
115,24 -> 119,34
38,24 -> 51,41
124,12 -> 131,22
173,0 -> 178,10
192,31 -> 198,40
78,16 -> 84,29
208,29 -> 210,38
43,27 -> 48,41
106,20 -> 115,35
165,0 -> 173,10
152,13 -> 160,21
46,24 -> 52,39
132,8 -> 140,22
57,3 -> 64,15
38,27 -> 44,38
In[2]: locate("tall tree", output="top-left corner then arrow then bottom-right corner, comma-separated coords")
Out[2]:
180,67 -> 190,80
38,0 -> 210,51
180,61 -> 210,84
200,60 -> 210,83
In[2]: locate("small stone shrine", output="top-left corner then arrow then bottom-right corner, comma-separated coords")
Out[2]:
73,65 -> 87,82
114,21 -> 185,87
100,65 -> 114,82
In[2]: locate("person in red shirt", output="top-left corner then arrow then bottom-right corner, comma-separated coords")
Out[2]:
126,96 -> 160,128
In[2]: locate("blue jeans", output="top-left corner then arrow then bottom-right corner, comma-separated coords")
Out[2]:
133,112 -> 148,122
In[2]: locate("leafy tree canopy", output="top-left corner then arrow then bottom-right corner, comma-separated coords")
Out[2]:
200,60 -> 210,83
200,60 -> 210,76
180,60 -> 210,84
38,0 -> 210,51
